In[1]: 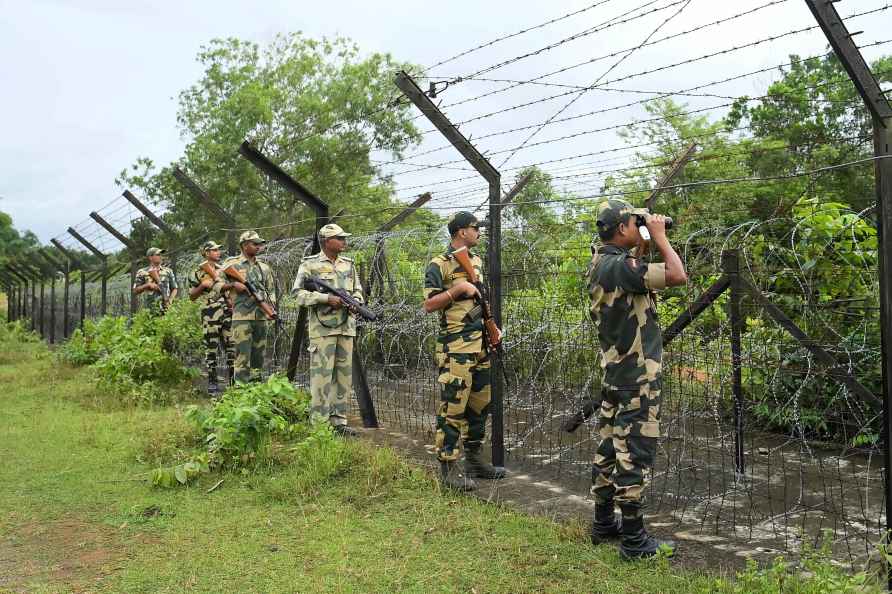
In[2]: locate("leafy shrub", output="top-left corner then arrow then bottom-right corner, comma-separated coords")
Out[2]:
151,375 -> 342,489
0,320 -> 41,344
59,299 -> 203,404
185,374 -> 310,465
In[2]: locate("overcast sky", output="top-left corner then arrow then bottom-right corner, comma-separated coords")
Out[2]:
1,0 -> 889,245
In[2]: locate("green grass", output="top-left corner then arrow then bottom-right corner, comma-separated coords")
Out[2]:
0,322 -> 882,593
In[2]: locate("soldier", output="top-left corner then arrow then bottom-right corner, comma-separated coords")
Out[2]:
586,198 -> 687,559
133,247 -> 178,315
222,231 -> 276,384
188,240 -> 235,395
292,223 -> 364,437
422,211 -> 506,491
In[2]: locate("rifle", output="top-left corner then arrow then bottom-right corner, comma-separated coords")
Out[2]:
148,268 -> 170,311
199,261 -> 218,282
451,246 -> 501,352
222,265 -> 280,323
304,276 -> 377,322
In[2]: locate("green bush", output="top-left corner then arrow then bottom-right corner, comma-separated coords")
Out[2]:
185,374 -> 310,465
152,375 -> 349,489
59,299 -> 203,404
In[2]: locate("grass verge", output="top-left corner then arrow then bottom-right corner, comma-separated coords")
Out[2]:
0,322 -> 882,593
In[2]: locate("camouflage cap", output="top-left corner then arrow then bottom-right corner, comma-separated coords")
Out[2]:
238,230 -> 266,245
200,240 -> 224,255
447,211 -> 479,235
146,247 -> 166,257
595,199 -> 649,229
318,223 -> 351,239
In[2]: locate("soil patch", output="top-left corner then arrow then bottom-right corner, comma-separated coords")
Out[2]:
0,517 -> 136,593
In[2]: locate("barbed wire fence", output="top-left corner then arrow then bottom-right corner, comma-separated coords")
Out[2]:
2,0 -> 892,575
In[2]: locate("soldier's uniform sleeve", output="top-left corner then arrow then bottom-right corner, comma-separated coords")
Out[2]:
133,268 -> 148,290
423,258 -> 445,300
188,267 -> 201,289
293,259 -> 328,306
168,269 -> 179,290
617,258 -> 667,294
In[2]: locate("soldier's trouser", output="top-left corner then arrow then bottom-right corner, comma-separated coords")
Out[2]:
231,319 -> 268,383
591,382 -> 661,508
308,335 -> 353,426
202,303 -> 235,372
435,351 -> 491,462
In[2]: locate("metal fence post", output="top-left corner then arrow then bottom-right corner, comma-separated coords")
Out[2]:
395,71 -> 505,468
49,274 -> 56,344
804,2 -> 892,586
723,250 -> 745,476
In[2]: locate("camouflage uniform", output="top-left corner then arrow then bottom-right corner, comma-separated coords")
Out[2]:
292,224 -> 363,427
188,242 -> 234,385
133,255 -> 178,316
587,200 -> 667,508
423,245 -> 491,463
223,232 -> 276,384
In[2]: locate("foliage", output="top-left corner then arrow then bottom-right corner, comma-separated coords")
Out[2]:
707,538 -> 883,594
116,33 -> 435,242
185,374 -> 310,465
151,375 -> 346,489
59,299 -> 203,404
0,320 -> 40,344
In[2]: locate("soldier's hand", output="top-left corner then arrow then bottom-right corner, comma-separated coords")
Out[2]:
231,281 -> 248,294
327,295 -> 344,309
452,281 -> 479,299
644,214 -> 668,239
200,278 -> 214,290
146,282 -> 160,292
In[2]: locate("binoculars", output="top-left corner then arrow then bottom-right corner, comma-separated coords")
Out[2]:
635,214 -> 673,241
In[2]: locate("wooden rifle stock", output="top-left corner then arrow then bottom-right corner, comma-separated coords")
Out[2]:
222,265 -> 278,321
199,261 -> 218,281
451,246 -> 501,350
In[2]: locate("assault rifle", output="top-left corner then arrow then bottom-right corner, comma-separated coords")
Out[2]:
451,246 -> 503,354
304,276 -> 377,322
148,268 -> 170,311
222,265 -> 280,324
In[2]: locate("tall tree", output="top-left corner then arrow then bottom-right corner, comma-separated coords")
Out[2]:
118,34 -> 433,241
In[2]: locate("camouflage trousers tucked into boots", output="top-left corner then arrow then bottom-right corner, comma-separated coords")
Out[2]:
308,335 -> 353,427
591,381 -> 661,505
231,319 -> 268,384
202,302 -> 234,381
434,350 -> 491,462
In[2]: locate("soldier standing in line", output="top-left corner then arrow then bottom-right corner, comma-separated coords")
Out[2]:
422,211 -> 506,491
133,247 -> 178,315
586,199 -> 687,559
292,223 -> 364,437
223,231 -> 276,384
188,240 -> 235,395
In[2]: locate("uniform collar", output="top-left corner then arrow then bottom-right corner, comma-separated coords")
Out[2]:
598,244 -> 628,255
321,252 -> 341,264
445,244 -> 474,258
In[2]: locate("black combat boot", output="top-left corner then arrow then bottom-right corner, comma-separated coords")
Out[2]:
206,366 -> 219,395
440,460 -> 477,491
619,503 -> 675,560
590,500 -> 621,545
463,441 -> 506,479
226,364 -> 234,388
